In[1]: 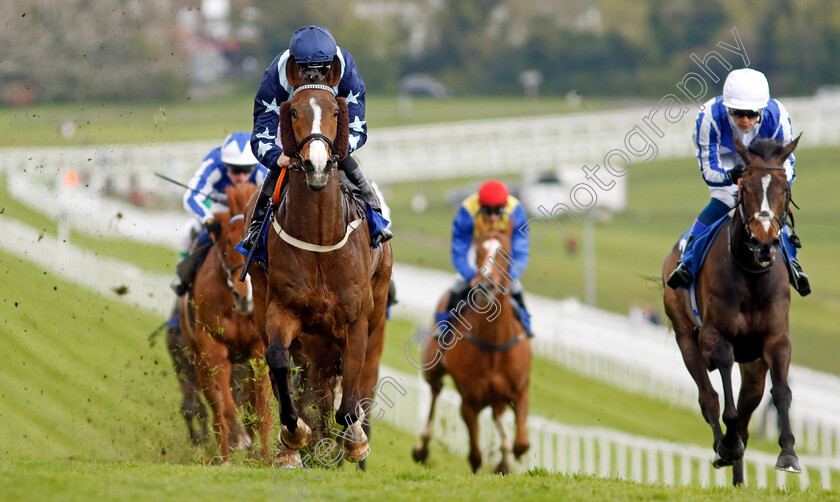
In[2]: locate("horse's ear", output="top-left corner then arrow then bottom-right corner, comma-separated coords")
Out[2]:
333,97 -> 349,159
286,58 -> 303,88
279,101 -> 297,158
733,135 -> 751,165
325,55 -> 341,87
779,133 -> 802,164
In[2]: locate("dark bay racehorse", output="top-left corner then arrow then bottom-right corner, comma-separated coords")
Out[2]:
245,58 -> 393,466
179,183 -> 272,464
413,229 -> 531,474
662,135 -> 802,485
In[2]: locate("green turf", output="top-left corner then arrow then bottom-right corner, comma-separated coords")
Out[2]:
1,458 -> 836,502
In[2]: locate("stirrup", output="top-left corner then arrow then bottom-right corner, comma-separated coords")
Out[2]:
170,279 -> 189,297
371,228 -> 393,247
667,262 -> 692,289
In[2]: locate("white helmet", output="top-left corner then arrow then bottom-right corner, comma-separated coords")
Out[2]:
220,131 -> 258,166
722,68 -> 770,111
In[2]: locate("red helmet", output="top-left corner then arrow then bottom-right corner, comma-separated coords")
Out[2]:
478,180 -> 509,207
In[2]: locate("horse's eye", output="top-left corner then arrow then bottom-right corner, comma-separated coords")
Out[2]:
333,108 -> 339,118
291,109 -> 298,119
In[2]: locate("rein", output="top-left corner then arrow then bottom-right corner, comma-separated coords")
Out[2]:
464,332 -> 527,352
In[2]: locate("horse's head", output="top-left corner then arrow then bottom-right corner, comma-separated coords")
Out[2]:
472,231 -> 514,309
278,57 -> 349,191
732,135 -> 800,266
220,183 -> 258,313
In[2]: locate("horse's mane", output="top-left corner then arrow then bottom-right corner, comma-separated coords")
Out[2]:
748,137 -> 786,162
226,183 -> 258,215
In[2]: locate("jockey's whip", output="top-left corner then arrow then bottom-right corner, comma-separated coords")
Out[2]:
154,172 -> 225,204
238,203 -> 274,282
147,319 -> 169,347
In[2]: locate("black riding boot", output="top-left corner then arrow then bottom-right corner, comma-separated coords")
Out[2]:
387,278 -> 398,308
444,280 -> 471,314
243,169 -> 280,252
339,157 -> 393,246
789,258 -> 811,297
171,241 -> 214,296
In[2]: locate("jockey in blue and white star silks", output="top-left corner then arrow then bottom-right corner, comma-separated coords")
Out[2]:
170,131 -> 267,296
667,68 -> 810,296
439,180 -> 533,335
242,25 -> 392,252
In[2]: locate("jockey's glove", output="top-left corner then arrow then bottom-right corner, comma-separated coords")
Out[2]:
728,164 -> 746,185
205,219 -> 222,240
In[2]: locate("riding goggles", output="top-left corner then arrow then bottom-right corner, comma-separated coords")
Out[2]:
226,164 -> 253,175
480,206 -> 506,216
729,108 -> 762,119
300,62 -> 331,75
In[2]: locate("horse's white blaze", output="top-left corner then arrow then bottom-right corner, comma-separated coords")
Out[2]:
755,174 -> 775,233
308,97 -> 329,172
480,238 -> 502,277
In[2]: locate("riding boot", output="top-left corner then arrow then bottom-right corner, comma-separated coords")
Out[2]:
171,241 -> 213,296
243,169 -> 280,252
788,258 -> 811,297
511,290 -> 533,337
667,262 -> 692,289
387,278 -> 399,308
340,157 -> 393,246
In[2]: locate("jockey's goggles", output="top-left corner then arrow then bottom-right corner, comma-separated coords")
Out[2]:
226,164 -> 254,175
299,62 -> 331,75
480,206 -> 506,216
729,108 -> 761,119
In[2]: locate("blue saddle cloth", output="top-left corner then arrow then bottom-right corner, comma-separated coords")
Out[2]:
234,201 -> 390,262
679,214 -> 730,290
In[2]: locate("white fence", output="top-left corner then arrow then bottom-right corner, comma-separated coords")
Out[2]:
3,215 -> 839,490
3,95 -> 840,194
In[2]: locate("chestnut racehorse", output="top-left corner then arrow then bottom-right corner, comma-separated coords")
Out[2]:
662,136 -> 802,486
245,57 -> 393,466
178,183 -> 272,464
413,229 -> 531,474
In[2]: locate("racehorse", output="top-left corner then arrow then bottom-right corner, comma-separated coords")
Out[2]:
245,58 -> 393,466
178,183 -> 272,464
662,135 -> 802,485
412,229 -> 531,474
164,318 -> 209,444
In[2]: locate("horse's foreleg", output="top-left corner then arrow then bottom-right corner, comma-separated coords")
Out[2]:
412,365 -> 444,463
249,346 -> 273,461
337,320 -> 369,463
193,339 -> 237,464
707,338 -> 744,467
675,328 -> 723,451
729,360 -> 769,485
492,404 -> 512,475
265,304 -> 310,450
461,400 -> 482,473
764,336 -> 800,473
512,383 -> 530,460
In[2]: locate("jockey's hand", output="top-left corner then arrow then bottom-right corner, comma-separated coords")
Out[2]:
277,154 -> 292,168
728,164 -> 746,185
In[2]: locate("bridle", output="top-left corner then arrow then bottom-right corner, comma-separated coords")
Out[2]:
288,84 -> 340,172
729,164 -> 791,272
215,214 -> 247,292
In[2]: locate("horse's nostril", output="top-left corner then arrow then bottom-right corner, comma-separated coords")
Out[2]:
749,237 -> 759,247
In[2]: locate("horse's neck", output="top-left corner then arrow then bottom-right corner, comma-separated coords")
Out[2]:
469,294 -> 518,343
281,171 -> 347,240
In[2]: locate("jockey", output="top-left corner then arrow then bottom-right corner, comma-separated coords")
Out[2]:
171,131 -> 268,296
667,68 -> 810,296
441,180 -> 532,335
242,25 -> 393,253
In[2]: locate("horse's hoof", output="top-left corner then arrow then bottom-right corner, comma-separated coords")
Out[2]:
716,437 -> 745,464
411,444 -> 428,463
494,462 -> 510,475
231,431 -> 253,451
513,441 -> 530,459
273,448 -> 302,468
712,454 -> 735,469
279,418 -> 311,450
775,454 -> 801,473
